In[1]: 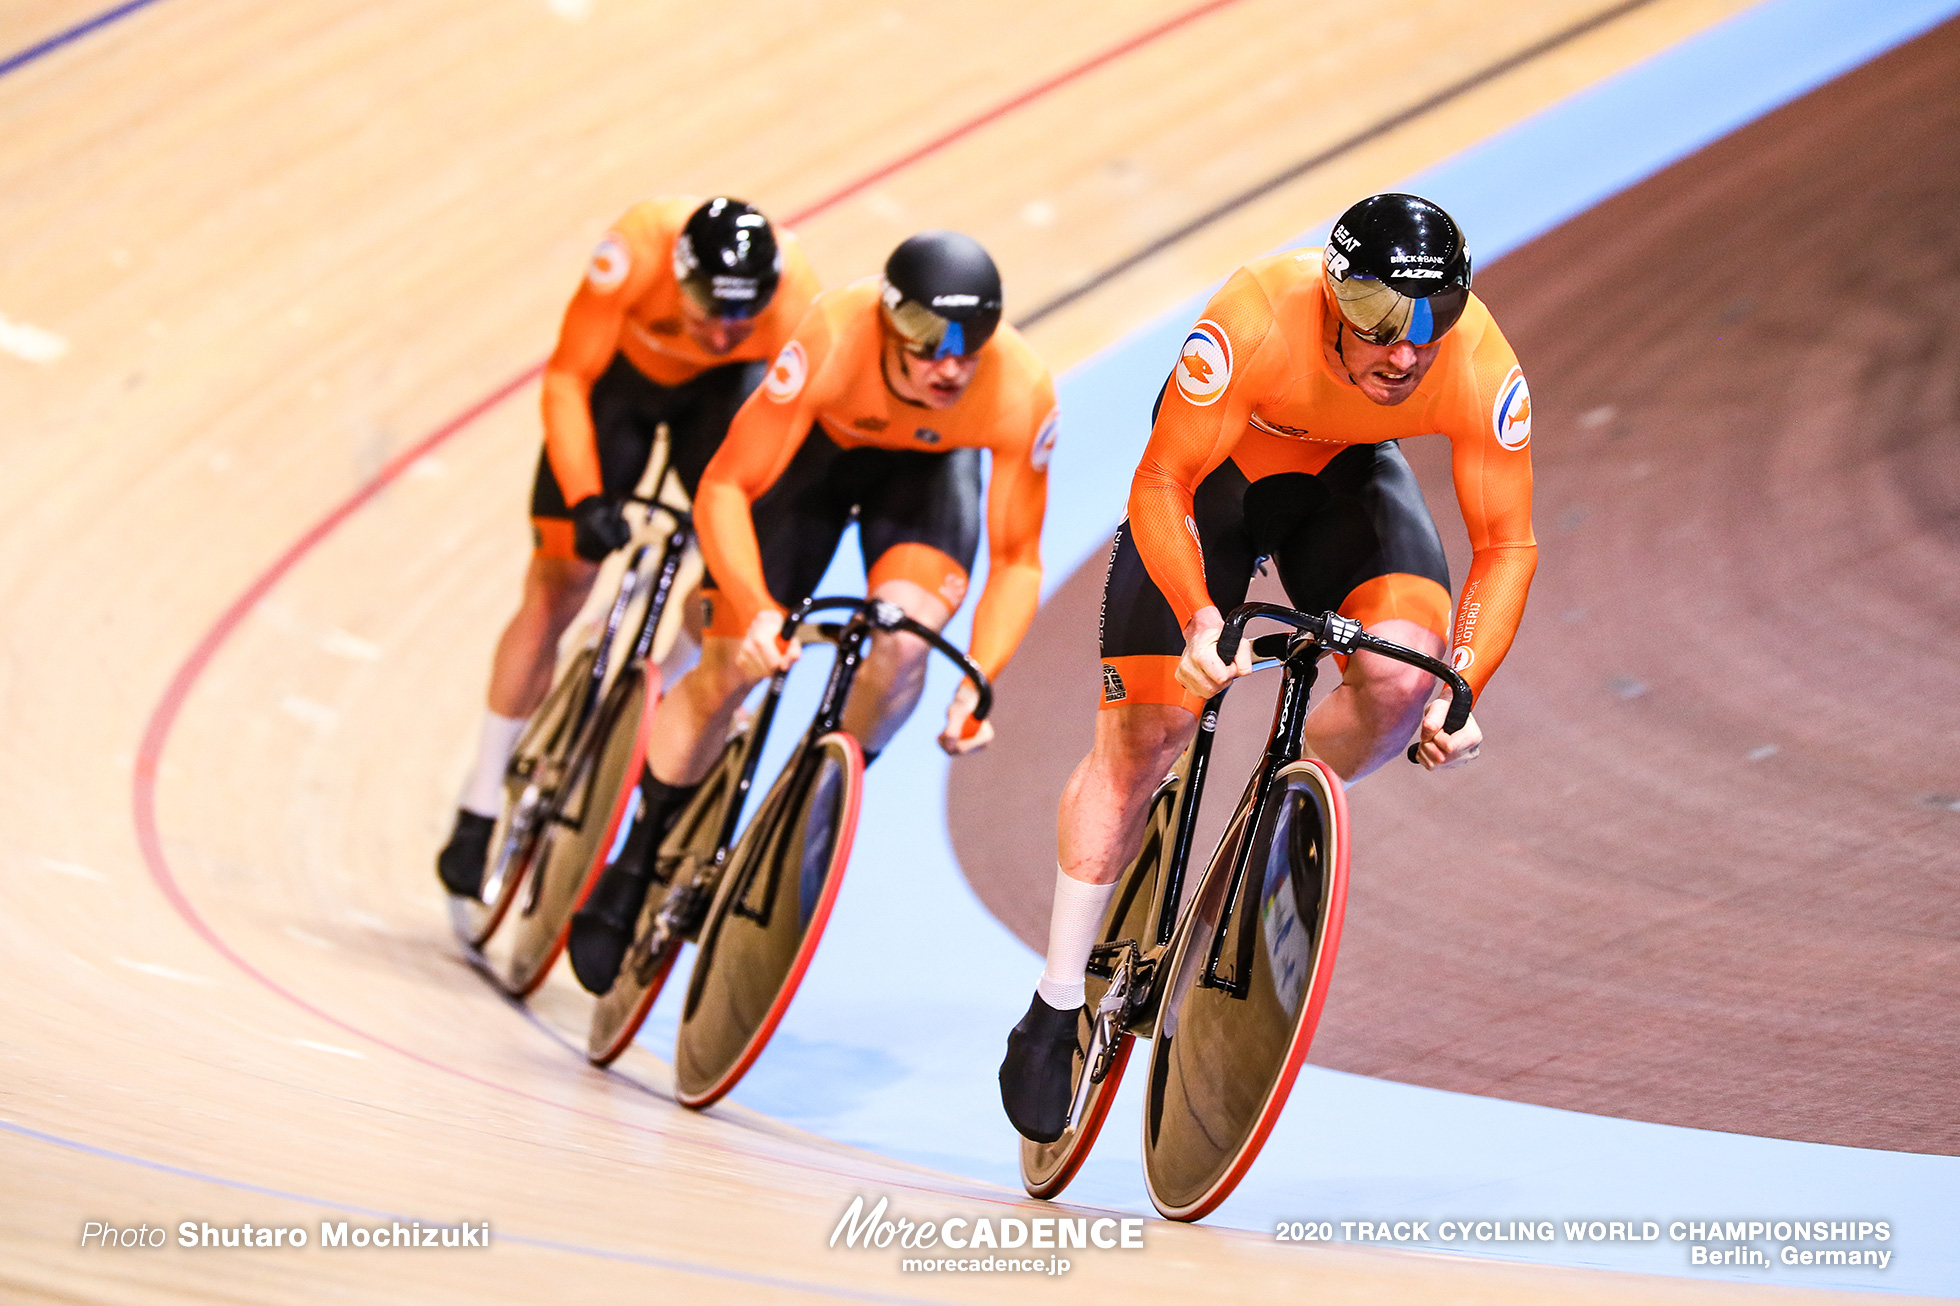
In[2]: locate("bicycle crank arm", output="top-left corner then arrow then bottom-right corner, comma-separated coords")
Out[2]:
1065,1022 -> 1106,1133
628,884 -> 697,987
1066,955 -> 1135,1131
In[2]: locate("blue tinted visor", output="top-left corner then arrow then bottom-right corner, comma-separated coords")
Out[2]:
1331,276 -> 1469,346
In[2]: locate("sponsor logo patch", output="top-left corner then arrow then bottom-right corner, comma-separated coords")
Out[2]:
1174,320 -> 1231,407
586,234 -> 630,291
764,341 -> 807,402
1101,663 -> 1127,703
1030,406 -> 1060,472
913,427 -> 942,445
852,415 -> 888,433
1492,365 -> 1532,450
1451,645 -> 1475,672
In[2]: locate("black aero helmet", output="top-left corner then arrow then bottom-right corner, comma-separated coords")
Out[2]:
880,231 -> 1003,359
1323,193 -> 1472,346
672,197 -> 783,320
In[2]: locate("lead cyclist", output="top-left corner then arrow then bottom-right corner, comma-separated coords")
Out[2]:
999,193 -> 1540,1143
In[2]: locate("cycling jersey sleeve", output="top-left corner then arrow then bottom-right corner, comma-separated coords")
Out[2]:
1127,271 -> 1284,628
1446,326 -> 1538,697
967,384 -> 1056,682
694,309 -> 837,631
541,222 -> 652,506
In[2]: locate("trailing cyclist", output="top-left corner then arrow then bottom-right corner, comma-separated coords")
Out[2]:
566,230 -> 1059,994
999,193 -> 1539,1142
436,196 -> 820,900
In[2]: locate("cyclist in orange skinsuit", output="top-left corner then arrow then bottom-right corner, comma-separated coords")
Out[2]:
535,197 -> 819,541
566,231 -> 1059,993
1000,193 -> 1538,1143
691,283 -> 1053,689
436,196 -> 819,900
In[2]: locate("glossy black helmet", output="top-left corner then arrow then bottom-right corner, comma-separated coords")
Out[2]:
1323,193 -> 1472,346
672,197 -> 782,320
880,231 -> 1003,358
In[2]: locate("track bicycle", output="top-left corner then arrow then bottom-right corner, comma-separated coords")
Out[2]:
448,472 -> 695,1000
1018,601 -> 1470,1221
586,596 -> 992,1109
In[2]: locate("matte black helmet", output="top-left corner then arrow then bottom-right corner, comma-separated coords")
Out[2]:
1323,193 -> 1472,346
880,231 -> 1003,358
672,197 -> 783,320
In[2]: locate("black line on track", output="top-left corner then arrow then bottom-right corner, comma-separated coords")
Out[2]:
1012,0 -> 1666,330
0,0 -> 171,80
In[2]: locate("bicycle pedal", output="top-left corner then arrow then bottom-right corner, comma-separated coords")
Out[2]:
654,879 -> 711,942
627,931 -> 663,986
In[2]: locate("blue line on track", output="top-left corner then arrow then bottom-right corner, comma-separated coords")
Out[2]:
0,1117 -> 959,1304
0,0 -> 170,81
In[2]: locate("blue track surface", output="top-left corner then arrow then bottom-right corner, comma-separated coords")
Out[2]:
634,0 -> 1960,1295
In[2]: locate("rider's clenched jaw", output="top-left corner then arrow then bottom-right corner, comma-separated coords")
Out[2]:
1321,304 -> 1444,406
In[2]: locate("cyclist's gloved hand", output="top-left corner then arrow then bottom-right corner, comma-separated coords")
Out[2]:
571,495 -> 631,563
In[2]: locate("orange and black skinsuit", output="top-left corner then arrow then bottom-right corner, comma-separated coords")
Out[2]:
694,279 -> 1058,686
1100,248 -> 1537,713
529,196 -> 821,559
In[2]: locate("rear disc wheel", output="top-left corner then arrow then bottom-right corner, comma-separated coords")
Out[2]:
586,725 -> 753,1067
1019,757 -> 1190,1198
495,665 -> 656,997
450,645 -> 598,949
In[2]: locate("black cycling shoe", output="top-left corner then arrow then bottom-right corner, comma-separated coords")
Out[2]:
999,991 -> 1082,1144
436,810 -> 495,898
567,787 -> 661,994
568,773 -> 701,994
566,860 -> 653,996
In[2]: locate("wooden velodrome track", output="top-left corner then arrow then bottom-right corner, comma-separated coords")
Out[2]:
0,1 -> 1940,1302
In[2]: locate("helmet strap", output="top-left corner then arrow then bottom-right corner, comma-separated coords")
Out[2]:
1334,320 -> 1361,387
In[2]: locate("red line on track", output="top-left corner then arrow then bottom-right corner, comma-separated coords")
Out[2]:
781,0 -> 1245,228
127,0 -> 1247,1204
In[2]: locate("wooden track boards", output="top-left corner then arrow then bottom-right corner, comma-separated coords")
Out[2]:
6,1 -> 1904,1301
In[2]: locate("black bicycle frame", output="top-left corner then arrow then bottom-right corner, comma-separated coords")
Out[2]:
571,497 -> 692,740
1100,602 -> 1472,1002
1201,603 -> 1471,996
721,596 -> 994,927
1198,633 -> 1329,999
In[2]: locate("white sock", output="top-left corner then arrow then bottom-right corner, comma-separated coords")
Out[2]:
458,711 -> 526,818
1035,866 -> 1118,1012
